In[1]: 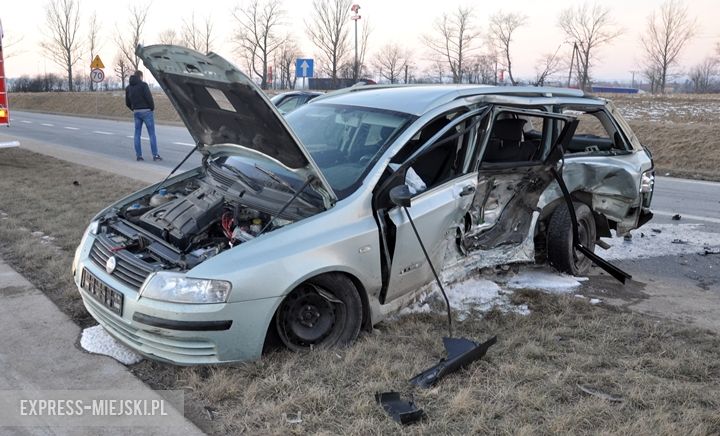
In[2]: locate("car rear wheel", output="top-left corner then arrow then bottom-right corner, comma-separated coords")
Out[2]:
547,202 -> 596,276
275,274 -> 362,352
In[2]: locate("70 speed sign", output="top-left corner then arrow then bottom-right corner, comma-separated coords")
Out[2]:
90,68 -> 105,83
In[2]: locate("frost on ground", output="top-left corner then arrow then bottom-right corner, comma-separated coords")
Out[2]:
400,269 -> 588,318
80,325 -> 143,365
601,224 -> 720,260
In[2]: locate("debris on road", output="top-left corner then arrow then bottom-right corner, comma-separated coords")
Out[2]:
672,214 -> 682,221
577,384 -> 624,403
409,336 -> 497,389
651,228 -> 662,234
375,392 -> 424,425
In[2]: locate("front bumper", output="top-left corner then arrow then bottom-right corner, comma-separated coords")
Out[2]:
75,257 -> 282,365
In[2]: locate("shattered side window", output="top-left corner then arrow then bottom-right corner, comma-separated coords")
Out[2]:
561,107 -> 630,154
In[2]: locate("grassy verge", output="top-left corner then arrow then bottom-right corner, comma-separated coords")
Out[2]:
0,148 -> 145,324
1,148 -> 719,434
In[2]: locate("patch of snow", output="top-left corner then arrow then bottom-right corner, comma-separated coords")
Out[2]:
80,325 -> 143,365
507,270 -> 585,293
590,298 -> 602,305
601,224 -> 720,260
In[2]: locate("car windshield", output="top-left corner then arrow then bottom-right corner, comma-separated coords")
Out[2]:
285,103 -> 414,199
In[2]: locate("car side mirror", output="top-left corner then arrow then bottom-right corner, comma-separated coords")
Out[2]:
389,184 -> 413,208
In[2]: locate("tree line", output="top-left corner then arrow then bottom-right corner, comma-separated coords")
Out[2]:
24,0 -> 720,93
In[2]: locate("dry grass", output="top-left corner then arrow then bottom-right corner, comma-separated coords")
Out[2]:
132,291 -> 720,435
0,148 -> 144,324
607,93 -> 720,181
1,149 -> 719,434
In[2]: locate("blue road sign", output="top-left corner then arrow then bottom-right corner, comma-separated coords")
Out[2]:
295,58 -> 314,78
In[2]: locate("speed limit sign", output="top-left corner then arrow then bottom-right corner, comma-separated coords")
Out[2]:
90,68 -> 105,83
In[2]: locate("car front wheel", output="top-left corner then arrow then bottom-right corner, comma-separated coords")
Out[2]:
547,202 -> 596,276
275,274 -> 362,352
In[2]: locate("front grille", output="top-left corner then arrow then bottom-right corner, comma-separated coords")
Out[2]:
89,235 -> 155,290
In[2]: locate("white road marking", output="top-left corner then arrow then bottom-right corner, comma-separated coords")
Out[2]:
41,123 -> 55,127
93,131 -> 113,135
173,141 -> 195,147
20,120 -> 32,124
126,135 -> 150,140
655,210 -> 720,225
656,176 -> 720,188
64,126 -> 79,130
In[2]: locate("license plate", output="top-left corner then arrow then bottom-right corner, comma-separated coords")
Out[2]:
81,269 -> 124,316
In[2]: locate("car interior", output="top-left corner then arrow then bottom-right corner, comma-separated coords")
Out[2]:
560,107 -> 629,153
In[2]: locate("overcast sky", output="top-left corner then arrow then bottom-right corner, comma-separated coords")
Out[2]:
2,0 -> 719,84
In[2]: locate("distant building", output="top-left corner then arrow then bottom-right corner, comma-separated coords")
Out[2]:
590,86 -> 639,94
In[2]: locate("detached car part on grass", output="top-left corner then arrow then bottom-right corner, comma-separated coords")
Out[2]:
72,45 -> 654,364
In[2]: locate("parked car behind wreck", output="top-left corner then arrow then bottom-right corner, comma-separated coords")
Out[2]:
72,45 -> 654,364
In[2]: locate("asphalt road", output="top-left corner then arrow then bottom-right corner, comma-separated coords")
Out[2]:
6,110 -> 720,225
6,110 -> 201,171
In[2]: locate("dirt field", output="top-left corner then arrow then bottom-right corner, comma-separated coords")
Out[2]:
10,91 -> 720,181
1,148 -> 719,434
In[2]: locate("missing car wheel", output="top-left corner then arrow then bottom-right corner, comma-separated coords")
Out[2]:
276,274 -> 362,352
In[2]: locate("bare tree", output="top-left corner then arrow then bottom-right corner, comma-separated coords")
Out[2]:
488,11 -> 527,86
157,29 -> 178,45
373,43 -> 410,84
641,0 -> 696,94
278,39 -> 299,89
558,2 -> 621,91
41,0 -> 83,91
688,58 -> 718,93
464,54 -> 495,84
233,0 -> 286,89
357,18 -> 372,78
305,0 -> 352,84
3,34 -> 26,59
114,54 -> 129,88
534,47 -> 563,86
422,6 -> 481,84
642,65 -> 661,93
115,3 -> 150,71
87,11 -> 101,91
181,13 -> 215,53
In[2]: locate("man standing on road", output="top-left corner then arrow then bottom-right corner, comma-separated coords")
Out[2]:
125,71 -> 162,161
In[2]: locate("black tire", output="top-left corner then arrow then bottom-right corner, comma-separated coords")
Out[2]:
547,201 -> 596,276
275,274 -> 362,352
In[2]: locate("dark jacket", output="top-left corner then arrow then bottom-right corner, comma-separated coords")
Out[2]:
125,75 -> 155,111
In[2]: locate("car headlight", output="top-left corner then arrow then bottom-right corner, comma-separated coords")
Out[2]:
140,272 -> 232,304
640,170 -> 654,193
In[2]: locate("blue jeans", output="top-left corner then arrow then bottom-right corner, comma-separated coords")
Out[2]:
133,110 -> 158,157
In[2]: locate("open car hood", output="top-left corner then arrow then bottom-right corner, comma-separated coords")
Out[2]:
136,44 -> 336,206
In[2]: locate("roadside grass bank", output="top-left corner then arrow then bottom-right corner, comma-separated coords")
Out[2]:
0,148 -> 719,434
9,91 -> 720,182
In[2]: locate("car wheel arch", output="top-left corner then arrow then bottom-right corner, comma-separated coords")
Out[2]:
262,270 -> 372,354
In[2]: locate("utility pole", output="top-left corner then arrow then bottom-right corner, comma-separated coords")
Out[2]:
351,4 -> 361,82
630,70 -> 638,89
404,64 -> 408,84
567,42 -> 580,89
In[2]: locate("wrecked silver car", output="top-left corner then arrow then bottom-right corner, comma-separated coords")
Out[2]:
72,45 -> 653,364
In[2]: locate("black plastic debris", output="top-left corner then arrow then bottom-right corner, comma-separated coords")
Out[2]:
671,239 -> 687,244
375,392 -> 424,425
410,336 -> 497,389
652,228 -> 662,234
72,180 -> 80,186
672,214 -> 682,221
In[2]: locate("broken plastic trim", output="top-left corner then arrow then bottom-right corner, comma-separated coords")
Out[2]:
375,392 -> 425,425
550,166 -> 632,284
409,336 -> 498,389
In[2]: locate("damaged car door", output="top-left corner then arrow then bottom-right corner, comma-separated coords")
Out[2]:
461,107 -> 579,265
374,107 -> 491,304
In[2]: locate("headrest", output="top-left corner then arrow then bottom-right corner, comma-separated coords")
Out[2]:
491,118 -> 527,142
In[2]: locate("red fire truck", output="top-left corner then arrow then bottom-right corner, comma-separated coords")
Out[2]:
0,18 -> 8,126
